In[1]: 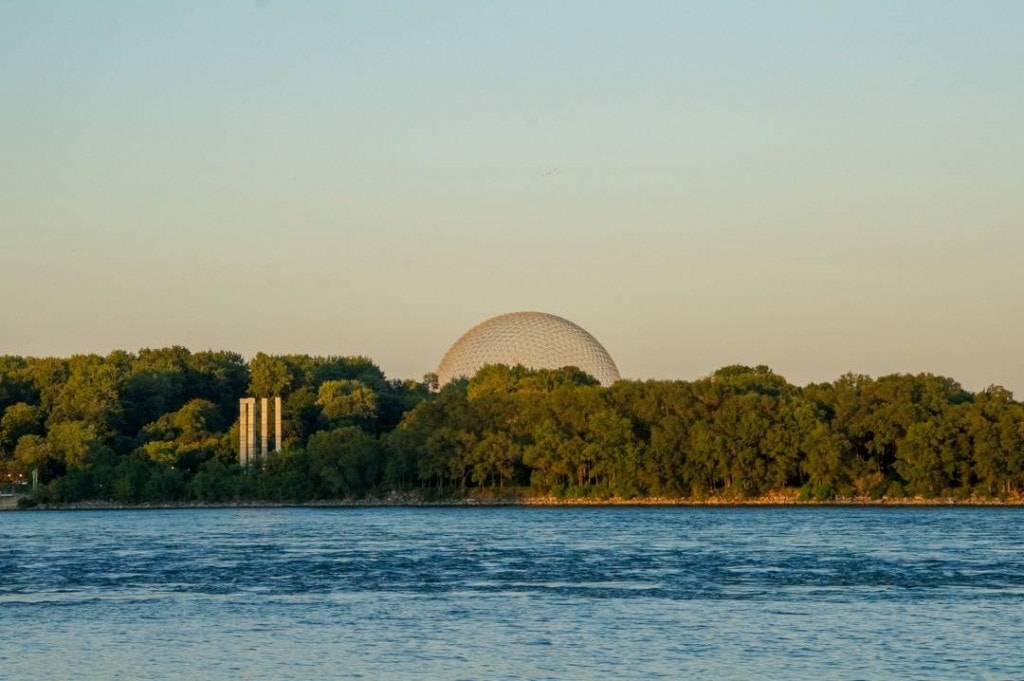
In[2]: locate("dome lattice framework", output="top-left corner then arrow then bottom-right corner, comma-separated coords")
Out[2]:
436,312 -> 621,386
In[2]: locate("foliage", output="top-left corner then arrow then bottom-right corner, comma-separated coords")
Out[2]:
3,350 -> 1024,504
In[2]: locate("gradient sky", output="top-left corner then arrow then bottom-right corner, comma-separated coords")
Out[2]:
2,1 -> 1022,393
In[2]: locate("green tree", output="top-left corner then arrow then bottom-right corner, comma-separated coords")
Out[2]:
249,353 -> 295,397
14,434 -> 61,481
47,420 -> 101,468
1,402 -> 44,455
0,356 -> 36,412
316,380 -> 379,425
306,427 -> 381,497
468,432 -> 519,490
48,355 -> 124,434
895,411 -> 972,497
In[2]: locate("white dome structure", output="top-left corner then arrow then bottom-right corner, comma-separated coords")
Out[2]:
436,312 -> 621,386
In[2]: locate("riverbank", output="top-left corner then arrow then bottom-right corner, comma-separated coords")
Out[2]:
7,490 -> 1024,510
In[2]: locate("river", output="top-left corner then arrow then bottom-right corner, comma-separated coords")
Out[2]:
1,507 -> 1022,679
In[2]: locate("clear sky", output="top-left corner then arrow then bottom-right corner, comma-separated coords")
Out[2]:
2,1 -> 1022,393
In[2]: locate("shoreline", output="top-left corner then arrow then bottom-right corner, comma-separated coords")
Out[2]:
6,493 -> 1024,511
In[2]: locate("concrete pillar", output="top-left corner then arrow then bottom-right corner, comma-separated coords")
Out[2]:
274,396 -> 282,452
246,398 -> 256,464
239,399 -> 249,465
261,397 -> 269,458
238,398 -> 256,466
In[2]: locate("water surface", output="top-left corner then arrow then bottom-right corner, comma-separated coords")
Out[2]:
1,507 -> 1022,679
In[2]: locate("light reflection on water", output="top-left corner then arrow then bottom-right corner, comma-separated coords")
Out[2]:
1,507 -> 1023,680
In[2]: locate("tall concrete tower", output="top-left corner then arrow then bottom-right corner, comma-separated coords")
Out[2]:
239,398 -> 256,466
239,397 -> 282,465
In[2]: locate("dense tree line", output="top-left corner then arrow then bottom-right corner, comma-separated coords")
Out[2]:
0,348 -> 428,504
2,349 -> 1023,505
386,365 -> 1024,500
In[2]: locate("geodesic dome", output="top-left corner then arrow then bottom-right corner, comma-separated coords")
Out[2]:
436,312 -> 621,386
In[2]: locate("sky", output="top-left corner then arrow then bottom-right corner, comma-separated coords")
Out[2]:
2,1 -> 1022,393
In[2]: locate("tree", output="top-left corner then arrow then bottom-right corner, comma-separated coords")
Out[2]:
316,380 -> 378,425
248,353 -> 295,397
306,427 -> 381,497
1,402 -> 44,455
0,356 -> 36,412
141,399 -> 221,442
47,355 -> 123,434
185,350 -> 248,424
47,420 -> 101,468
645,414 -> 690,497
584,409 -> 639,496
895,411 -> 972,497
468,432 -> 519,490
14,434 -> 61,481
119,347 -> 191,433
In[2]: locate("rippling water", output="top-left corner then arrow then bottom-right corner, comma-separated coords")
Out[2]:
2,507 -> 1023,679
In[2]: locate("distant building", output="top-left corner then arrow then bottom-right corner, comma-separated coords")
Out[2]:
436,311 -> 620,386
